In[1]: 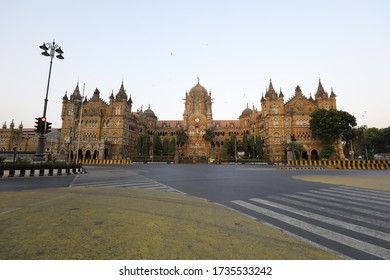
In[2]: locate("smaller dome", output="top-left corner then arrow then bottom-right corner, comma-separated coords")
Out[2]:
240,106 -> 253,118
144,105 -> 156,118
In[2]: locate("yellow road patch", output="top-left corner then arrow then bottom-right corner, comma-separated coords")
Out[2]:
294,174 -> 390,191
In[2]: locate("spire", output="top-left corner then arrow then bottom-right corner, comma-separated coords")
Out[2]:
317,79 -> 324,92
116,81 -> 128,100
330,87 -> 336,98
2,121 -> 6,129
295,85 -> 302,96
265,79 -> 277,99
197,75 -> 200,85
92,88 -> 100,100
315,79 -> 327,98
70,83 -> 82,101
19,121 -> 23,129
10,119 -> 15,129
62,91 -> 68,101
279,88 -> 284,98
75,82 -> 80,94
268,79 -> 275,93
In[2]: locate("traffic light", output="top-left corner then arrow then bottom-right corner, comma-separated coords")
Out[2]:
45,121 -> 52,134
290,133 -> 296,142
34,117 -> 40,133
34,117 -> 46,134
40,117 -> 47,134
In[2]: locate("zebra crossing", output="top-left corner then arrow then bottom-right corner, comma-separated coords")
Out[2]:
69,170 -> 185,194
232,185 -> 390,259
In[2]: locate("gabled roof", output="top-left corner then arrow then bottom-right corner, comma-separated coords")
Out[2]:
155,120 -> 183,128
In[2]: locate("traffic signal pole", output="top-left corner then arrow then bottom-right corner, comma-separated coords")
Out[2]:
35,55 -> 51,161
34,40 -> 64,161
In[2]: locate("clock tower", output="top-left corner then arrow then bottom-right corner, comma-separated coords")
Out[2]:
182,78 -> 213,157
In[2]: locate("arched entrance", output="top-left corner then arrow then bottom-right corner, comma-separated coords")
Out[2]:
310,149 -> 319,160
85,150 -> 92,159
93,150 -> 99,159
302,151 -> 309,160
78,149 -> 83,161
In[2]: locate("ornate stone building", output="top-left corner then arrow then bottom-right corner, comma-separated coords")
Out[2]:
57,78 -> 342,162
258,79 -> 338,162
59,82 -> 140,161
0,120 -> 41,153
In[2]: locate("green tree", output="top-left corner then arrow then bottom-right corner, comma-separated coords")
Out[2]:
254,135 -> 264,159
223,135 -> 237,158
357,126 -> 390,159
177,129 -> 188,147
152,132 -> 162,156
242,132 -> 249,156
169,136 -> 176,156
162,137 -> 169,156
310,109 -> 357,144
203,128 -> 215,141
310,109 -> 356,158
136,133 -> 150,156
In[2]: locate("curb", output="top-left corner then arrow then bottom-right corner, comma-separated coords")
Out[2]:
0,167 -> 86,178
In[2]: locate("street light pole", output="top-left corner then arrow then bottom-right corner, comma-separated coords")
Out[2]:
35,40 -> 64,161
75,83 -> 85,164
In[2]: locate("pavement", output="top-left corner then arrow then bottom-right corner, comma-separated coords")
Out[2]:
0,185 -> 339,260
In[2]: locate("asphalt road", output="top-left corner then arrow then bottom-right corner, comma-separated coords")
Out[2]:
1,164 -> 389,259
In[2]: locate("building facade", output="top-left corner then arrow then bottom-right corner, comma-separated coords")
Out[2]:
57,78 -> 343,162
1,78 -> 344,163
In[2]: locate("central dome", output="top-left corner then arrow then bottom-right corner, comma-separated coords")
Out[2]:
189,78 -> 208,99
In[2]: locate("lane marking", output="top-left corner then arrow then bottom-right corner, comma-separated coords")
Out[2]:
232,200 -> 390,259
251,198 -> 390,241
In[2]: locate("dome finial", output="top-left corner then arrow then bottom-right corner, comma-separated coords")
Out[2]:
197,75 -> 200,85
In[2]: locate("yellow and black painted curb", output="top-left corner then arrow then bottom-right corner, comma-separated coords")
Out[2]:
79,159 -> 133,165
0,167 -> 86,178
286,160 -> 390,170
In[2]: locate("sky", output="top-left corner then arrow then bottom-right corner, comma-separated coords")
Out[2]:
1,0 -> 389,129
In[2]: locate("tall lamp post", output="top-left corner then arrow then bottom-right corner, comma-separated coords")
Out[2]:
35,40 -> 64,161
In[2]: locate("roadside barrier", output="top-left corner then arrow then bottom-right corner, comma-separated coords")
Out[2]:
80,159 -> 133,165
280,166 -> 327,170
287,160 -> 390,170
0,167 -> 86,178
